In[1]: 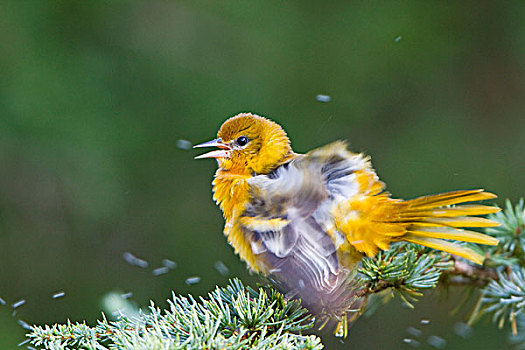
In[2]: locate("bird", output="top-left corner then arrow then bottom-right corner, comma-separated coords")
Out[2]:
194,112 -> 500,336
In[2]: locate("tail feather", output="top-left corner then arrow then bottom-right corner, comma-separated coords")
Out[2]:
404,189 -> 497,209
397,204 -> 500,218
407,225 -> 499,246
398,189 -> 500,264
339,189 -> 500,265
407,216 -> 499,228
403,235 -> 485,265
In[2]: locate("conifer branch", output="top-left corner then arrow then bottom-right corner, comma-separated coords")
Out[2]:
26,199 -> 525,349
28,279 -> 322,350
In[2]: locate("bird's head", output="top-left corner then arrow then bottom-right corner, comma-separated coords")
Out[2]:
194,113 -> 292,174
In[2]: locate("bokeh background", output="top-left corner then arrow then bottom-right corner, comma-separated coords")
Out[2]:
1,1 -> 524,349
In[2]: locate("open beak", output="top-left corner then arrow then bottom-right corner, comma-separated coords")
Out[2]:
193,138 -> 231,159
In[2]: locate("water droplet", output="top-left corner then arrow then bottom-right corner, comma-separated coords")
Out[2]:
122,251 -> 134,263
17,319 -> 32,330
453,322 -> 473,338
12,299 -> 26,309
162,259 -> 177,270
52,291 -> 65,299
123,252 -> 148,268
403,338 -> 420,347
214,261 -> 229,276
406,326 -> 422,337
120,292 -> 133,299
427,335 -> 446,349
0,297 -> 5,305
153,267 -> 170,276
185,276 -> 201,285
316,94 -> 331,103
394,35 -> 402,42
17,339 -> 30,347
176,139 -> 193,150
420,319 -> 430,325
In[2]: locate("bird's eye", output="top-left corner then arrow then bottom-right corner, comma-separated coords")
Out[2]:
236,136 -> 249,146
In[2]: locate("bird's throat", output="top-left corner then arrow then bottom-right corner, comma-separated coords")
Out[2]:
212,170 -> 251,222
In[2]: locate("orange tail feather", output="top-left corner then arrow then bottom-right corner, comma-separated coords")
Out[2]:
398,190 -> 500,264
337,189 -> 500,265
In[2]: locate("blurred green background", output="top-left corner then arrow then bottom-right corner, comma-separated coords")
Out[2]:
1,1 -> 524,349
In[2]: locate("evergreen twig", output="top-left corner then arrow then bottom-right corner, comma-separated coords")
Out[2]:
26,199 -> 525,349
28,279 -> 321,350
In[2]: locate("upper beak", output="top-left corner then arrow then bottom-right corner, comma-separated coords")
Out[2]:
193,138 -> 231,159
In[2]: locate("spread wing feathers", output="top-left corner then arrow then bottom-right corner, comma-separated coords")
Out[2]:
334,188 -> 500,265
240,141 -> 370,312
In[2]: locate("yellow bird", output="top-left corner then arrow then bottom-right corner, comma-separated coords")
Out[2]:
194,112 -> 499,333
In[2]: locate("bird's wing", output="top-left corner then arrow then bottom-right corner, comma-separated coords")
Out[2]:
240,141 -> 370,313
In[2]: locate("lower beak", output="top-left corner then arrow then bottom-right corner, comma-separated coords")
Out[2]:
193,138 -> 231,159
